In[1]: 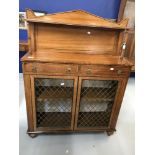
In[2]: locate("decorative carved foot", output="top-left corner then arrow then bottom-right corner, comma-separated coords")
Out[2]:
106,131 -> 114,136
28,133 -> 38,138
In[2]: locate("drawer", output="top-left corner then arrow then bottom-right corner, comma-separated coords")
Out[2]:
79,65 -> 130,77
23,63 -> 78,75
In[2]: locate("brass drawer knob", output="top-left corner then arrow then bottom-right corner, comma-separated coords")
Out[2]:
66,67 -> 71,73
32,65 -> 37,72
117,69 -> 122,74
86,68 -> 92,75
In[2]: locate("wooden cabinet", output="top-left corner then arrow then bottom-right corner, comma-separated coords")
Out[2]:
21,9 -> 132,137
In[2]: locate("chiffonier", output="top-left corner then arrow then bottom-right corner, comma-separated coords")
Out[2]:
21,9 -> 132,138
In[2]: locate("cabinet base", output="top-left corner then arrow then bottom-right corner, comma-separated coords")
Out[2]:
27,129 -> 116,138
106,131 -> 114,136
28,133 -> 38,138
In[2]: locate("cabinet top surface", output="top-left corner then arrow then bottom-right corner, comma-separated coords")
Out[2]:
26,9 -> 128,29
21,51 -> 132,66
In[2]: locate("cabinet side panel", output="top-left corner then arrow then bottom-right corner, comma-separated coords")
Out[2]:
27,22 -> 35,53
116,31 -> 124,55
110,77 -> 129,129
23,73 -> 34,132
36,24 -> 119,55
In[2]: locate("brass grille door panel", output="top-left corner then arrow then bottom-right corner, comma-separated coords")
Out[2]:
31,76 -> 77,131
75,78 -> 119,130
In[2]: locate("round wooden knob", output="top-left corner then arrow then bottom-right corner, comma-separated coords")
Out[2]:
66,67 -> 71,73
117,69 -> 122,74
32,65 -> 37,72
86,69 -> 92,75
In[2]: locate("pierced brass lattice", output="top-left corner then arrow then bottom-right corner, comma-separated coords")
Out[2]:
77,80 -> 118,128
35,78 -> 74,128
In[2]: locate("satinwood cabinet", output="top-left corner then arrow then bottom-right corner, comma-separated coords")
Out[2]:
21,9 -> 132,138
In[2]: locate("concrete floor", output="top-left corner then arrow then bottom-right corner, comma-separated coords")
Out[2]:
19,74 -> 135,155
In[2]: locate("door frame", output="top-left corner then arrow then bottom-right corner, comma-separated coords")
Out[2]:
74,76 -> 124,131
30,75 -> 78,132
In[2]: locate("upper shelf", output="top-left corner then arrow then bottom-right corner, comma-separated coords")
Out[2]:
26,9 -> 128,30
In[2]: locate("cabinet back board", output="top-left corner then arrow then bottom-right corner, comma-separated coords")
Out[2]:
35,23 -> 120,55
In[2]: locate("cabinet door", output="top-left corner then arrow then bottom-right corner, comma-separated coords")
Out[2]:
31,75 -> 78,131
74,77 -> 122,130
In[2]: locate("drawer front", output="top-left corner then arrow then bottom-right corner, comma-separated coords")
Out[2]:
23,63 -> 78,75
79,65 -> 130,77
23,63 -> 130,76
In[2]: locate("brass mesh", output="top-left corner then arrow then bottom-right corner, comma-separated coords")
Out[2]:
77,80 -> 118,128
35,78 -> 74,128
